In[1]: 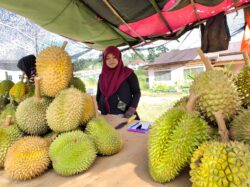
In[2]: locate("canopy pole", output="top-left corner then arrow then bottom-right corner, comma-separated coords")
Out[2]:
148,0 -> 173,33
190,0 -> 201,21
102,0 -> 147,44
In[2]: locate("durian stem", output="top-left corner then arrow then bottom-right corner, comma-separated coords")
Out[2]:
197,48 -> 213,70
5,72 -> 8,80
61,41 -> 68,50
35,77 -> 42,101
20,72 -> 25,82
186,94 -> 199,112
91,95 -> 100,118
3,115 -> 12,127
242,51 -> 250,67
214,111 -> 230,143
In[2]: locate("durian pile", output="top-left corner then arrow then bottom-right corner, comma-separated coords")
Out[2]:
0,41 -> 123,181
148,49 -> 250,186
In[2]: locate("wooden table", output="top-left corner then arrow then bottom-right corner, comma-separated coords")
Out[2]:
0,115 -> 191,187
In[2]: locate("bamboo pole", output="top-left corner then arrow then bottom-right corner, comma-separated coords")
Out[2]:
3,115 -> 12,127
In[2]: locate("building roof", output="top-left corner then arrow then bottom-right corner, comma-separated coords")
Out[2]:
147,42 -> 243,67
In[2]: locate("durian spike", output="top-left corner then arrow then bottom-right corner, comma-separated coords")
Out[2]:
61,41 -> 68,50
186,94 -> 200,112
35,77 -> 42,101
3,115 -> 12,128
5,71 -> 8,80
91,95 -> 100,118
214,111 -> 229,143
197,48 -> 213,70
242,51 -> 250,67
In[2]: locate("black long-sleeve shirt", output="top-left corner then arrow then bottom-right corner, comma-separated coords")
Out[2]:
96,72 -> 141,115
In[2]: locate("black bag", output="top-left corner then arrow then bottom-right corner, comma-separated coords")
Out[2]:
201,13 -> 231,53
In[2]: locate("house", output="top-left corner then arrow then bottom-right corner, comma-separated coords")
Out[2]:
144,42 -> 245,90
0,60 -> 22,82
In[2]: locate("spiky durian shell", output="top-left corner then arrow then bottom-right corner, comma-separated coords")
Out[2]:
148,108 -> 209,183
236,66 -> 250,107
16,97 -> 50,135
0,104 -> 16,126
173,95 -> 189,109
0,125 -> 22,167
71,77 -> 86,93
190,70 -> 241,122
36,46 -> 73,97
9,81 -> 26,103
4,136 -> 50,180
0,80 -> 14,97
49,130 -> 96,176
190,141 -> 250,187
46,88 -> 84,132
214,67 -> 237,82
86,117 -> 123,155
230,108 -> 250,143
81,93 -> 95,124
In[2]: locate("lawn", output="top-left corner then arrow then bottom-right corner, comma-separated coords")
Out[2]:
137,91 -> 187,122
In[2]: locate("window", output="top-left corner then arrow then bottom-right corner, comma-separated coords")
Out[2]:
8,75 -> 12,81
154,71 -> 171,81
184,67 -> 204,80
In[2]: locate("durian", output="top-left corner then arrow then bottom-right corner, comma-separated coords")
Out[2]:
49,130 -> 96,176
36,41 -> 73,97
15,78 -> 50,135
0,104 -> 16,126
9,81 -> 26,103
0,116 -> 22,167
230,108 -> 250,143
190,49 -> 241,121
46,88 -> 85,132
0,78 -> 14,97
81,93 -> 95,124
148,96 -> 210,183
4,136 -> 50,180
173,95 -> 189,108
71,77 -> 86,93
190,109 -> 250,187
236,66 -> 250,107
86,117 -> 123,155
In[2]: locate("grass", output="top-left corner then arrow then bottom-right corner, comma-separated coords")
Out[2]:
137,92 -> 187,122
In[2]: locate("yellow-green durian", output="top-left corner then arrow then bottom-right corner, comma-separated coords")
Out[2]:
190,141 -> 250,187
4,136 -> 50,180
36,45 -> 73,97
86,117 -> 123,155
49,130 -> 96,176
46,88 -> 85,132
148,108 -> 209,183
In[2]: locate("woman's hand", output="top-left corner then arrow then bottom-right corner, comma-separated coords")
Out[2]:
124,107 -> 136,118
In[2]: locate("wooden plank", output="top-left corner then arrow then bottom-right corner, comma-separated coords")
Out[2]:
0,115 -> 191,187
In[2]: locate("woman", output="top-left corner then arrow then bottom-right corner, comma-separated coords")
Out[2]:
96,46 -> 141,119
17,55 -> 36,84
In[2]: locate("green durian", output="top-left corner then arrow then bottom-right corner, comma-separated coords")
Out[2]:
9,81 -> 26,103
236,66 -> 250,107
148,108 -> 210,183
230,108 -> 250,143
190,141 -> 250,187
16,96 -> 50,135
47,88 -> 85,132
86,117 -> 123,155
0,104 -> 16,126
49,130 -> 96,176
0,80 -> 14,97
0,117 -> 22,167
71,77 -> 86,93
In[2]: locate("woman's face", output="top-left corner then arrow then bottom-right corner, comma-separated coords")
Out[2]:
106,53 -> 118,69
